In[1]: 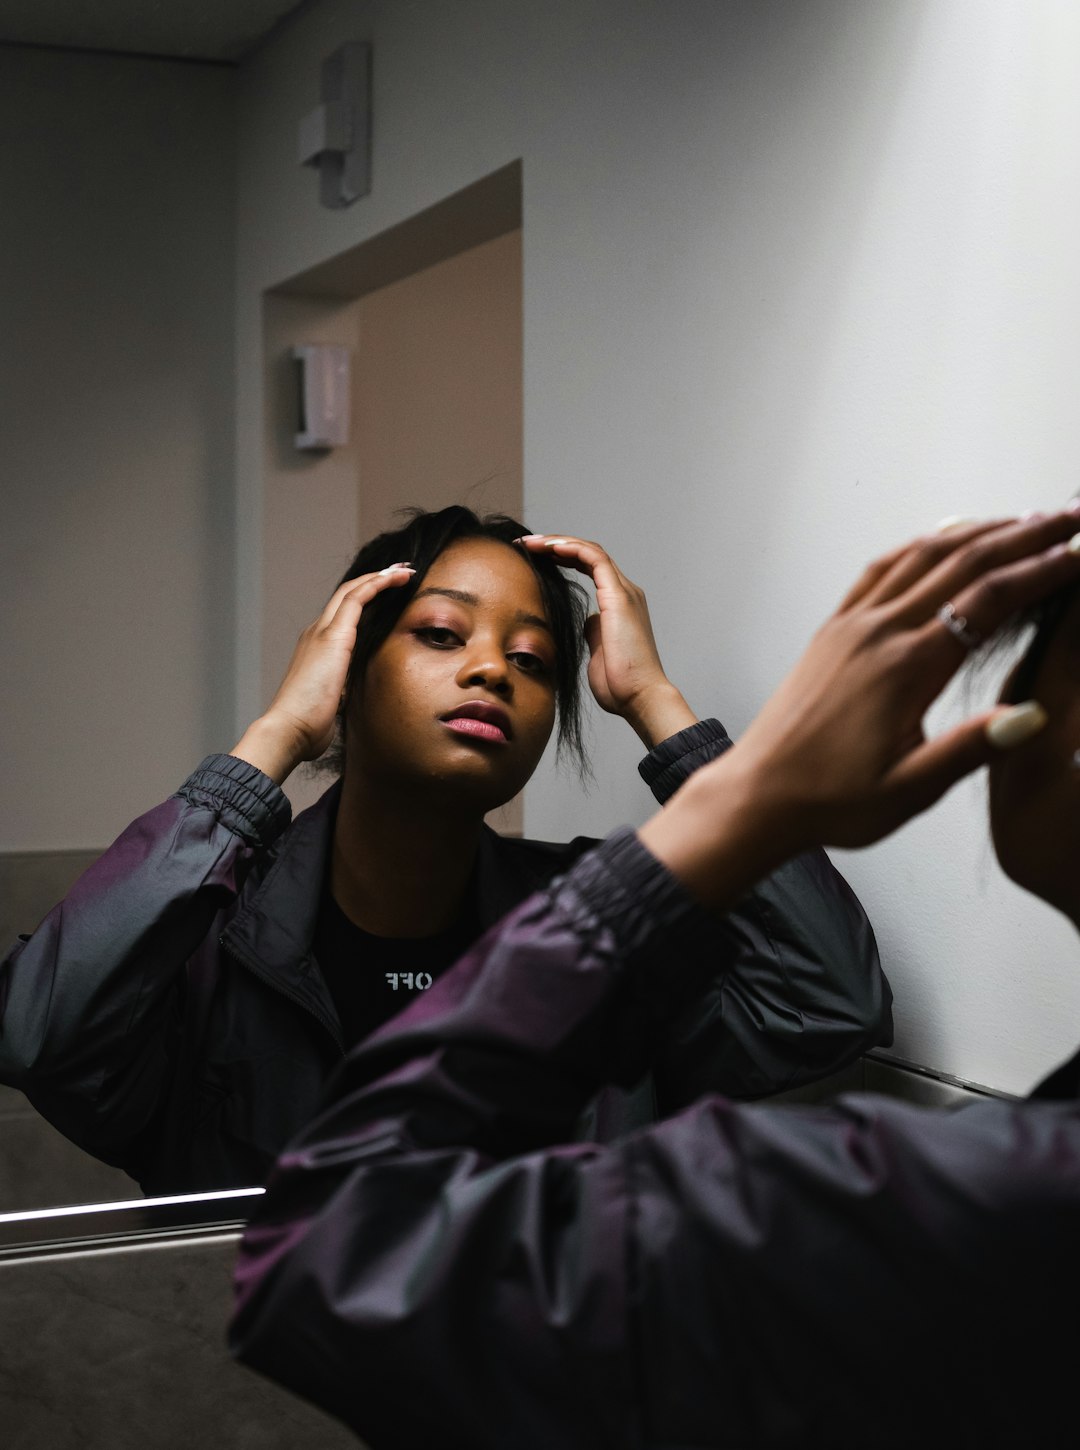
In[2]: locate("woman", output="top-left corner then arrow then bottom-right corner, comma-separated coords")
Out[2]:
232,508 -> 1080,1450
0,506 -> 886,1194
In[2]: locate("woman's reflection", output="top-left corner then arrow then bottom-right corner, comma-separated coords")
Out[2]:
0,504 -> 889,1193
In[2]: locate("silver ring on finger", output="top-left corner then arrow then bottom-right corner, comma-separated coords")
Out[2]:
936,601 -> 982,651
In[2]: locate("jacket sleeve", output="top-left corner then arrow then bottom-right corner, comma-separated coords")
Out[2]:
229,831 -> 1080,1450
0,754 -> 291,1167
639,719 -> 892,1103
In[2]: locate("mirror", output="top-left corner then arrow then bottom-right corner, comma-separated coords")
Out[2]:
7,0 -> 1080,1243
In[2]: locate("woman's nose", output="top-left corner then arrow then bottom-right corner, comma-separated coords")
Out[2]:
457,647 -> 511,696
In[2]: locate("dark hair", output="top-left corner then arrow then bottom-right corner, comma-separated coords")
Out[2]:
998,578 -> 1080,704
971,500 -> 1080,703
315,505 -> 591,777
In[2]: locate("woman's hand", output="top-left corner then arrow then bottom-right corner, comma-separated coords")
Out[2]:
639,510 -> 1080,908
230,566 -> 415,784
516,534 -> 697,747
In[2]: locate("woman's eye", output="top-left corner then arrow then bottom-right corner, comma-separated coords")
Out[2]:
415,627 -> 461,648
509,651 -> 550,676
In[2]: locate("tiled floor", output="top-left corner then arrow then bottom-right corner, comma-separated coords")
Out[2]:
0,1234 -> 359,1450
0,1085 -> 134,1213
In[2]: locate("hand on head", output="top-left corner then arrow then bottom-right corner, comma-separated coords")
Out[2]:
515,533 -> 697,747
230,565 -> 416,784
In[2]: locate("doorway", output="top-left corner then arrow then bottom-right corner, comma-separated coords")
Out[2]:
260,163 -> 524,831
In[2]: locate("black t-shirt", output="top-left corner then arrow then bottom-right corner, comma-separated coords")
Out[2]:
313,889 -> 482,1048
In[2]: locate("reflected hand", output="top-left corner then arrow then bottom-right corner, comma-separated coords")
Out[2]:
516,534 -> 696,747
231,566 -> 415,783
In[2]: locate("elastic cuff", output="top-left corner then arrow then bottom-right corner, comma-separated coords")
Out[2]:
638,717 -> 732,801
176,754 -> 293,846
554,827 -> 720,991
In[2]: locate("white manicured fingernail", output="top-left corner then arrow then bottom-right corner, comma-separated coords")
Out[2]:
515,534 -> 543,543
935,516 -> 978,533
543,538 -> 571,548
379,563 -> 415,575
985,701 -> 1047,749
1067,532 -> 1080,554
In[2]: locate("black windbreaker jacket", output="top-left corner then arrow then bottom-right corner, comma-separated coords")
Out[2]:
0,720 -> 889,1195
231,829 -> 1080,1450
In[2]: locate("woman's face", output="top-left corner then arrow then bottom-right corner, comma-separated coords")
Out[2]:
989,588 -> 1080,924
347,537 -> 559,814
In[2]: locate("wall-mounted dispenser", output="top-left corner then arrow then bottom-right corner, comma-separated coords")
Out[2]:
292,344 -> 351,451
298,42 -> 371,210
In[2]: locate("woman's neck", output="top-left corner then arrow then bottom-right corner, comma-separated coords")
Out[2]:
330,767 -> 486,938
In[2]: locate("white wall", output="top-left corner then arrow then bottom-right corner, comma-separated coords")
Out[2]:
233,0 -> 1080,1094
0,47 -> 236,851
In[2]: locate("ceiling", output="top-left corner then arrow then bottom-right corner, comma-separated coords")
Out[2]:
0,0 -> 315,64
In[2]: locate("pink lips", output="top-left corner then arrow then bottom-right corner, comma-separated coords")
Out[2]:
440,702 -> 512,743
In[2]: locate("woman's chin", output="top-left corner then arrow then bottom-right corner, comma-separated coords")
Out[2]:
425,760 -> 527,818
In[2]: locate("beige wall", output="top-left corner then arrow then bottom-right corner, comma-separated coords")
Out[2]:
260,232 -> 523,827
353,229 -> 522,538
260,291 -> 365,765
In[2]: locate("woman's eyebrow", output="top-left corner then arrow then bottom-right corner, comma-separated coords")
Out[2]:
413,587 -> 551,634
413,586 -> 476,605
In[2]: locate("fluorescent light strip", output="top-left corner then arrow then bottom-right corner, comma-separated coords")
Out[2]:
0,1186 -> 265,1224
